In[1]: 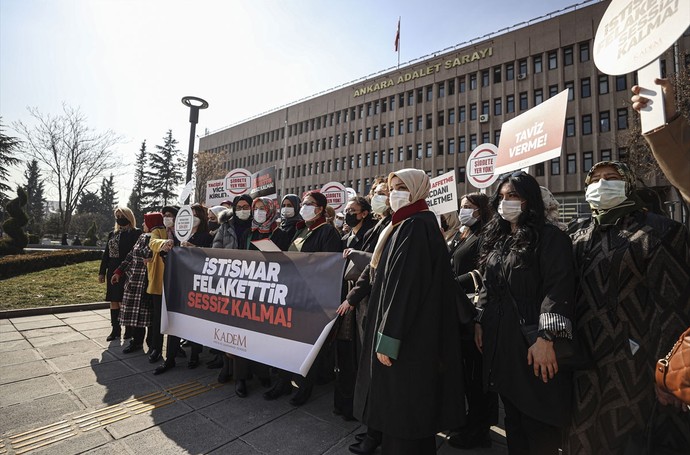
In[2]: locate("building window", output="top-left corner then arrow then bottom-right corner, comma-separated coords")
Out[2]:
426,113 -> 433,129
398,147 -> 404,162
601,149 -> 612,162
366,127 -> 371,141
406,146 -> 412,161
448,79 -> 455,95
426,142 -> 433,158
567,153 -> 576,174
494,130 -> 501,145
533,55 -> 543,73
506,63 -> 514,81
417,88 -> 424,104
416,144 -> 423,160
482,101 -> 490,116
599,111 -> 610,132
448,138 -> 455,154
459,76 -> 466,93
534,89 -> 544,105
459,136 -> 466,153
459,106 -> 466,122
437,140 -> 444,155
438,110 -> 445,126
426,85 -> 433,102
617,108 -> 628,130
519,92 -> 528,111
566,117 -> 576,136
366,103 -> 372,117
482,132 -> 490,143
357,154 -> 362,168
349,156 -> 354,169
519,59 -> 527,76
365,152 -> 370,167
579,42 -> 590,62
407,90 -> 414,105
582,114 -> 592,135
379,150 -> 385,165
389,122 -> 395,137
563,46 -> 573,66
448,108 -> 455,124
616,75 -> 627,91
389,96 -> 395,110
583,151 -> 593,172
373,126 -> 379,140
548,51 -> 558,70
406,118 -> 413,133
417,116 -> 423,131
482,70 -> 490,87
535,163 -> 545,176
438,82 -> 445,98
470,73 -> 477,90
470,103 -> 477,120
506,95 -> 515,113
598,75 -> 609,94
565,81 -> 575,101
618,147 -> 628,161
470,134 -> 477,149
494,98 -> 502,116
581,77 -> 591,98
493,66 -> 502,83
398,93 -> 405,108
551,158 -> 561,175
458,167 -> 466,183
549,84 -> 559,98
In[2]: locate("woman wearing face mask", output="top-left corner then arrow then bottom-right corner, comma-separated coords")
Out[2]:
99,207 -> 142,342
352,169 -> 464,455
229,194 -> 253,244
232,197 -> 278,398
445,193 -> 499,450
263,190 -> 342,406
270,194 -> 302,251
565,162 -> 690,454
153,204 -> 213,375
110,212 -> 165,354
207,206 -> 225,237
475,171 -> 575,454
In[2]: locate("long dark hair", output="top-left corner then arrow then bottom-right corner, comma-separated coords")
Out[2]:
479,172 -> 545,267
462,192 -> 492,225
191,203 -> 209,233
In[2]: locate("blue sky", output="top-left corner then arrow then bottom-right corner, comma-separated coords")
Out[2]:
0,0 -> 595,201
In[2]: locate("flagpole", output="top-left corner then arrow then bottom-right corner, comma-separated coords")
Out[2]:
397,16 -> 401,69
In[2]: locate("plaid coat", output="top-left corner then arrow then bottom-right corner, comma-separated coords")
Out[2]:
117,234 -> 152,328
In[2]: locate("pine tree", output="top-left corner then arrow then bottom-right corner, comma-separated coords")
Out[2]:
0,119 -> 22,205
23,159 -> 46,235
0,187 -> 29,254
77,190 -> 101,214
99,174 -> 117,217
143,130 -> 183,208
128,140 -> 147,220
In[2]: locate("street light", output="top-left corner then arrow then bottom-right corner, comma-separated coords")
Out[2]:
181,96 -> 209,195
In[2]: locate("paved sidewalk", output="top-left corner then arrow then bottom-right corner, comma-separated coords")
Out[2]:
0,309 -> 507,454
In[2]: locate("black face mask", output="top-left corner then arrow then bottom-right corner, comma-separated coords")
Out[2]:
116,217 -> 130,226
345,213 -> 360,228
208,221 -> 220,231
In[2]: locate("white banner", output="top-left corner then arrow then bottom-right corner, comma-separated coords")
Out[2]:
426,170 -> 458,215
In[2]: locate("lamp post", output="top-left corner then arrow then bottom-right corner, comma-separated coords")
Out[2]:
181,96 -> 209,189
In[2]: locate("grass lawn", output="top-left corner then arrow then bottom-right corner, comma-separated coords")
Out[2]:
0,260 -> 105,310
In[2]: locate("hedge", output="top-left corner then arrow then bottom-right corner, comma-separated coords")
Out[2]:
0,250 -> 103,280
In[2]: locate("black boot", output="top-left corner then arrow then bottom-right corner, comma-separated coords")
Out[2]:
217,355 -> 232,383
263,377 -> 293,400
123,326 -> 133,340
106,309 -> 121,341
123,327 -> 145,353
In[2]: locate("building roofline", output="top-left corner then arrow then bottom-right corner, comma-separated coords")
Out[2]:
206,0 -> 601,136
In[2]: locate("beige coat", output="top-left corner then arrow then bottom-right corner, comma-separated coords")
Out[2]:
644,115 -> 690,202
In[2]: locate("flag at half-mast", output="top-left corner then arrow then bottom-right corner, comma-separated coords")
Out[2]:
394,17 -> 400,52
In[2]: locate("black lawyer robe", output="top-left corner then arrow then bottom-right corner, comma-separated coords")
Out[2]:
353,210 -> 465,440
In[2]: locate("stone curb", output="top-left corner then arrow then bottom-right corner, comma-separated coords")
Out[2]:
0,301 -> 109,319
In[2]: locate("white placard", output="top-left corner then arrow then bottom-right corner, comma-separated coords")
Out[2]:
467,144 -> 499,189
321,181 -> 349,212
637,59 -> 666,134
174,205 -> 194,243
426,170 -> 458,215
205,179 -> 231,206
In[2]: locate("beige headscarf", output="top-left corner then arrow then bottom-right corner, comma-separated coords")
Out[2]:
540,186 -> 567,231
370,169 -> 430,269
442,211 -> 461,244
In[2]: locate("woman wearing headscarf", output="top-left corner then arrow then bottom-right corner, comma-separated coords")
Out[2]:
111,212 -> 164,353
565,161 -> 690,454
445,192 -> 498,450
441,211 -> 462,245
232,196 -> 278,398
99,206 -> 142,341
270,194 -> 302,251
475,171 -> 574,454
207,205 -> 225,238
353,169 -> 464,455
263,190 -> 342,406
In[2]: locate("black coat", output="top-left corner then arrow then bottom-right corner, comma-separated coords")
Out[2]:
353,210 -> 464,439
477,223 -> 574,427
100,228 -> 142,301
290,220 -> 342,253
449,223 -> 482,293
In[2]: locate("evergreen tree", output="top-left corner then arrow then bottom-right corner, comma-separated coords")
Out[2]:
0,119 -> 22,205
77,190 -> 101,214
0,187 -> 29,254
143,130 -> 183,208
23,159 -> 46,234
128,140 -> 147,220
99,174 -> 117,217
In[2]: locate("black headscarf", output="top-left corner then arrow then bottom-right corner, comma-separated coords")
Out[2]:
280,194 -> 303,229
231,194 -> 253,241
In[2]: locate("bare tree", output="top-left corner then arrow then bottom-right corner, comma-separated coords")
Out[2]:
14,105 -> 123,236
194,149 -> 227,203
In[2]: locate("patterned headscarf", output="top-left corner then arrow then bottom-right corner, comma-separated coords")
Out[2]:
251,197 -> 278,233
585,161 -> 636,196
540,187 -> 566,231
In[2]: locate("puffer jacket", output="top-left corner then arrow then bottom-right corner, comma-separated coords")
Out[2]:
212,209 -> 238,249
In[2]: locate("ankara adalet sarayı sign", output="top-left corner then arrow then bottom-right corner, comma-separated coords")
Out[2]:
161,247 -> 345,376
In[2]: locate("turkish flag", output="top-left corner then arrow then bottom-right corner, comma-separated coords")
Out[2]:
394,18 -> 400,52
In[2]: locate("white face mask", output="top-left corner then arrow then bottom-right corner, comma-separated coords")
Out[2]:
192,216 -> 200,227
281,207 -> 295,218
300,205 -> 318,221
235,209 -> 251,220
163,217 -> 174,228
498,200 -> 523,223
389,190 -> 411,212
459,208 -> 477,226
253,209 -> 267,223
585,179 -> 627,210
371,194 -> 388,215
335,218 -> 344,228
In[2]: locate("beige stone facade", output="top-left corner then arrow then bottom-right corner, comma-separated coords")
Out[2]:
199,1 -> 689,217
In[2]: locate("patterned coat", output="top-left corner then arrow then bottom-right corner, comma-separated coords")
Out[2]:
116,234 -> 152,328
565,210 -> 690,454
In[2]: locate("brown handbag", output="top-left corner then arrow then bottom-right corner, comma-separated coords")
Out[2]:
655,327 -> 690,405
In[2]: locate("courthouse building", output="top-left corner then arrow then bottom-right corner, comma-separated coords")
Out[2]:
199,0 -> 690,218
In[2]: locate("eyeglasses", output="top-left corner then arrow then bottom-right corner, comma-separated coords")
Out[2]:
498,170 -> 528,180
345,209 -> 360,215
301,202 -> 317,207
